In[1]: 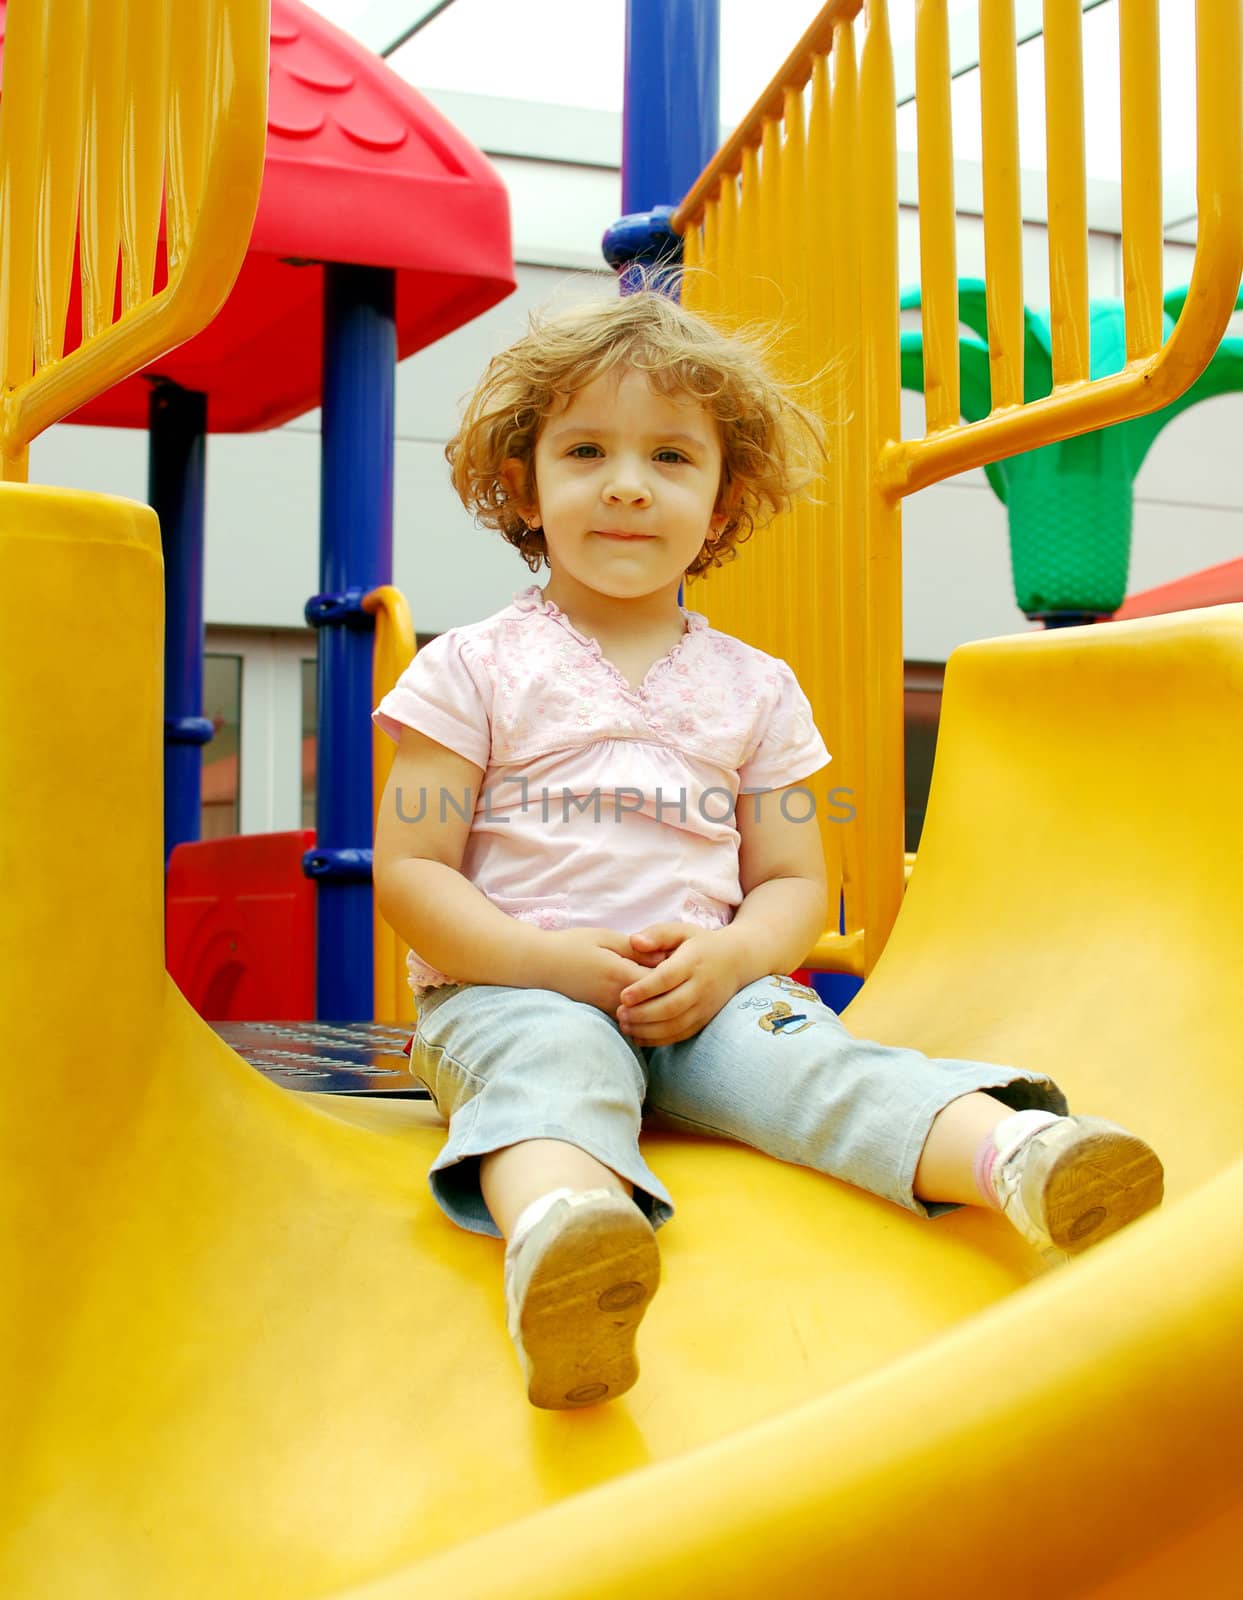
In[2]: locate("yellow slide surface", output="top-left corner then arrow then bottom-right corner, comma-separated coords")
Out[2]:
3,483 -> 1241,1596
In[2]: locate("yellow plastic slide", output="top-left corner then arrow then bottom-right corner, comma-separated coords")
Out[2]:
2,482 -> 1240,1597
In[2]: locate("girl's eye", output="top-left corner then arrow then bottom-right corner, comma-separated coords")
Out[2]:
568,444 -> 601,459
654,450 -> 688,464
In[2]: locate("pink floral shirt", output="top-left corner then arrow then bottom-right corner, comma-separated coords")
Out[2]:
373,586 -> 830,993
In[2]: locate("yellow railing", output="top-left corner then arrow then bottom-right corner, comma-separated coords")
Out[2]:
364,585 -> 418,1022
677,0 -> 1243,976
0,0 -> 270,482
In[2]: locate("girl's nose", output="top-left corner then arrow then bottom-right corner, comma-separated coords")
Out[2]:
603,473 -> 652,507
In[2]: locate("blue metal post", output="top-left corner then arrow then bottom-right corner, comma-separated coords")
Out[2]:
602,0 -> 721,287
305,263 -> 395,1021
150,383 -> 212,866
622,0 -> 720,215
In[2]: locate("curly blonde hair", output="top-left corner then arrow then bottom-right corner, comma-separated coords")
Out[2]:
446,289 -> 824,578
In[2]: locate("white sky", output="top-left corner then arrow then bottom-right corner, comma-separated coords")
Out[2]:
305,0 -> 1197,187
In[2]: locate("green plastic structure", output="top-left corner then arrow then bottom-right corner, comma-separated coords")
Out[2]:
899,281 -> 1243,622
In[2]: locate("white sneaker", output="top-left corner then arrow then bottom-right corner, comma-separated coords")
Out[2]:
991,1113 -> 1164,1261
504,1189 -> 660,1410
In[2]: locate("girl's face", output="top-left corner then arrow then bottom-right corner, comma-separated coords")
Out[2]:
519,368 -> 727,613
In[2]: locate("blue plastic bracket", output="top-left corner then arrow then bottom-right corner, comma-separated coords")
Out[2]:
304,588 -> 374,631
601,207 -> 682,272
164,716 -> 215,746
302,846 -> 374,884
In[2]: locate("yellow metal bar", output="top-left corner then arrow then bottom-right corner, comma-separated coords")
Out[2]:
979,0 -> 1025,411
121,0 -> 171,313
687,199 -> 714,328
758,119 -> 784,650
914,0 -> 959,431
760,116 -> 784,335
80,9 -> 127,343
35,2 -> 87,374
737,145 -> 762,293
691,148 -> 765,656
682,213 -> 702,281
1043,0 -> 1090,386
737,142 -> 764,362
0,0 -> 51,430
778,81 -> 807,608
857,0 -> 905,971
777,84 -> 809,824
804,50 -> 844,915
717,171 -> 740,330
1119,0 -> 1163,363
1165,0 -> 1243,393
167,0 -> 216,274
829,16 -> 869,962
780,107 -> 807,467
672,0 -> 864,234
700,197 -> 717,289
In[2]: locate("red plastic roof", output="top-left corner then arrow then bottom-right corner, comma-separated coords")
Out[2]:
1113,558 -> 1243,620
0,0 -> 515,431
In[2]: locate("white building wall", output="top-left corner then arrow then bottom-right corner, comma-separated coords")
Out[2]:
25,95 -> 1243,829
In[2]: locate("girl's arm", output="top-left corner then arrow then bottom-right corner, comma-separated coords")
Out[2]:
719,778 -> 830,984
617,781 -> 828,1045
373,727 -> 650,1006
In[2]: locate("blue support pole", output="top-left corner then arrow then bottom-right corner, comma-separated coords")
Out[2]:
602,0 -> 721,287
621,0 -> 720,216
305,263 -> 395,1021
150,383 -> 212,866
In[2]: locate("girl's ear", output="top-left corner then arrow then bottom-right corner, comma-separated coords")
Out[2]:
501,457 -> 537,523
711,471 -> 742,536
709,491 -> 736,537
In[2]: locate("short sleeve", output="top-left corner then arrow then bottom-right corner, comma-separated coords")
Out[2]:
739,661 -> 831,791
372,629 -> 492,769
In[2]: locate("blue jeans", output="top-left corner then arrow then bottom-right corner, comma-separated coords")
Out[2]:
409,975 -> 1068,1237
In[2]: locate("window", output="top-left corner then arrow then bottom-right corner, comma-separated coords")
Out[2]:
202,654 -> 242,839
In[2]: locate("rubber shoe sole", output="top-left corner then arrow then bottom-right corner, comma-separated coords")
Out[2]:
1017,1117 -> 1165,1254
510,1194 -> 660,1410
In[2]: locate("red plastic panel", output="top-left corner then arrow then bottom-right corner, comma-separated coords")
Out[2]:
166,831 -> 317,1021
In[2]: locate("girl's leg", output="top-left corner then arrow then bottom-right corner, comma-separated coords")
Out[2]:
410,983 -> 672,1236
481,1138 -> 632,1239
645,976 -> 1161,1257
914,1090 -> 1016,1206
915,1092 -> 1165,1255
412,985 -> 662,1408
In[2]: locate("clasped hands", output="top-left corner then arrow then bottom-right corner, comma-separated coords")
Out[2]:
540,921 -> 747,1047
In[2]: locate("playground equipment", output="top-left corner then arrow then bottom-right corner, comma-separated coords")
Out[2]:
677,0 -> 1243,975
0,0 -> 267,481
3,1 -> 1243,1596
898,278 -> 1243,623
165,829 -> 318,1019
0,0 -> 513,1021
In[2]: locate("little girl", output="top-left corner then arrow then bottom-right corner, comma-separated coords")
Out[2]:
372,290 -> 1163,1411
